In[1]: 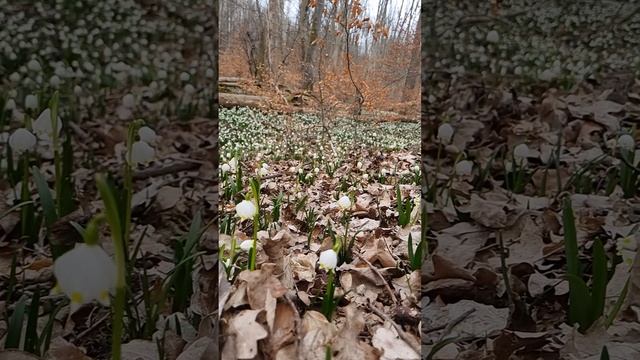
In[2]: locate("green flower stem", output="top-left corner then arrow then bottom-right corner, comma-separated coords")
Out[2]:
20,154 -> 30,239
124,122 -> 139,250
249,178 -> 261,271
49,92 -> 62,212
249,213 -> 259,271
96,174 -> 126,360
322,269 -> 336,320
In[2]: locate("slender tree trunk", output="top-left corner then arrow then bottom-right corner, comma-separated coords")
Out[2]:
302,0 -> 324,91
403,20 -> 420,101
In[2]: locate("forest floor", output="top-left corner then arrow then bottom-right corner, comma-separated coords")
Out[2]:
218,106 -> 422,359
421,75 -> 640,360
0,1 -> 215,359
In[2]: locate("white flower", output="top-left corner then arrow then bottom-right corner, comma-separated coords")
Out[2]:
314,167 -> 320,174
229,157 -> 238,171
53,243 -> 116,313
129,141 -> 155,165
437,123 -> 454,144
258,167 -> 268,176
319,249 -> 338,270
239,240 -> 254,252
33,108 -> 62,137
180,72 -> 190,82
357,161 -> 363,168
27,59 -> 41,72
363,173 -> 369,180
513,143 -> 530,162
221,163 -> 231,173
486,30 -> 500,43
25,94 -> 38,110
73,85 -> 82,95
618,134 -> 635,151
235,200 -> 257,220
184,84 -> 196,95
289,166 -> 297,173
337,195 -> 351,210
4,99 -> 16,111
49,75 -> 61,88
9,128 -> 36,154
455,160 -> 473,176
122,94 -> 135,109
138,126 -> 157,143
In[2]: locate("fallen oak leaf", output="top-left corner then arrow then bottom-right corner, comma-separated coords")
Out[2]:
228,309 -> 268,359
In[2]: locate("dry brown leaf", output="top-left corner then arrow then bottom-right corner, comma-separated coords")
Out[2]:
228,309 -> 268,359
122,339 -> 159,360
360,237 -> 396,268
371,326 -> 419,360
44,337 -> 92,360
236,264 -> 288,309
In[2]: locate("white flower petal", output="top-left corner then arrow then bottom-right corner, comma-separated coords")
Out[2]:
319,249 -> 338,270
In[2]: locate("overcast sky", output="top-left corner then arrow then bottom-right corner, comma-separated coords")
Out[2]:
280,0 -> 418,27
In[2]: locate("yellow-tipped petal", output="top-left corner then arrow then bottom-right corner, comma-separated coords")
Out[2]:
98,290 -> 111,306
50,283 -> 61,295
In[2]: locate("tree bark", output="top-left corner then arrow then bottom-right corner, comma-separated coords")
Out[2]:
302,0 -> 324,91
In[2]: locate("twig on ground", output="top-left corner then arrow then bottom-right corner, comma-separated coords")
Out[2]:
368,302 -> 420,354
355,253 -> 398,304
133,162 -> 201,180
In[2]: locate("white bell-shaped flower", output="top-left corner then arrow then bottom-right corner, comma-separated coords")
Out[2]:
33,108 -> 62,138
25,94 -> 38,110
513,143 -> 530,163
337,195 -> 351,210
235,200 -> 257,220
27,59 -> 42,72
138,126 -> 157,143
9,128 -> 36,154
486,30 -> 500,43
229,157 -> 238,172
53,243 -> 116,313
5,99 -> 16,111
49,75 -> 61,88
239,240 -> 254,252
221,163 -> 231,173
455,160 -> 473,176
122,94 -> 136,109
184,84 -> 196,95
319,249 -> 338,270
618,134 -> 635,151
129,141 -> 155,165
437,123 -> 454,144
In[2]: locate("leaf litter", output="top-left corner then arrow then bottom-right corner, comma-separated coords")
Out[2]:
422,74 -> 640,359
219,107 -> 421,359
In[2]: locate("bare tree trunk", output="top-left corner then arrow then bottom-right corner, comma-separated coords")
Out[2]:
403,20 -> 420,101
298,0 -> 310,87
253,0 -> 269,81
302,0 -> 324,91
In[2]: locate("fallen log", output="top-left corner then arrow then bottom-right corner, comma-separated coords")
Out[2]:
219,93 -> 267,108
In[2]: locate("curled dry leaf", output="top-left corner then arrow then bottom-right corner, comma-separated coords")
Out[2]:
228,309 -> 269,359
371,326 -> 419,360
236,264 -> 288,309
